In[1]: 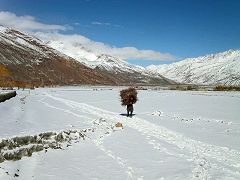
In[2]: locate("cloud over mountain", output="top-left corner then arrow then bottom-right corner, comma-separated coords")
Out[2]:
0,11 -> 67,31
0,11 -> 175,61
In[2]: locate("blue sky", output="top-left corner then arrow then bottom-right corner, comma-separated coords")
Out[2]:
0,0 -> 240,66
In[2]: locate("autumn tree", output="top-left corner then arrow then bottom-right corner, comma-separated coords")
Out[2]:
0,64 -> 12,87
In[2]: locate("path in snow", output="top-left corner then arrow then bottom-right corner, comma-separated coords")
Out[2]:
44,94 -> 240,179
1,89 -> 240,179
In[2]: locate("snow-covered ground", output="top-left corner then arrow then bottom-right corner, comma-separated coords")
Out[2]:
0,87 -> 240,180
0,90 -> 14,96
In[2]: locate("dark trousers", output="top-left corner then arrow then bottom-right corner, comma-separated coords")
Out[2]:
127,104 -> 133,117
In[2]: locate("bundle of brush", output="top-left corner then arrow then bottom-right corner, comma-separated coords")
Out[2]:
120,87 -> 138,106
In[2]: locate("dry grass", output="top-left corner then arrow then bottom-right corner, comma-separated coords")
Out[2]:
214,85 -> 240,91
120,87 -> 138,106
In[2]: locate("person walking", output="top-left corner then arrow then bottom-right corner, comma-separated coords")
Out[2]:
127,96 -> 134,117
120,87 -> 138,118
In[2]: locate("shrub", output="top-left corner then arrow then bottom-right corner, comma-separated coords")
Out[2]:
214,85 -> 240,91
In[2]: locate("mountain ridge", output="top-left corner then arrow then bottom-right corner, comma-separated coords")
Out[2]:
46,36 -> 175,85
0,26 -> 118,86
0,26 -> 174,87
146,49 -> 240,86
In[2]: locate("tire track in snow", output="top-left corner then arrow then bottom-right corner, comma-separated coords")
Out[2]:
46,94 -> 240,178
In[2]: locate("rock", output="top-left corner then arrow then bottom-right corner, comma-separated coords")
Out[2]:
0,140 -> 9,150
115,122 -> 123,128
39,132 -> 56,140
55,133 -> 64,142
12,136 -> 36,146
34,145 -> 44,152
0,153 -> 5,163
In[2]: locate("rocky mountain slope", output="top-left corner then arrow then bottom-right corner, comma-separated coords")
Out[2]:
0,26 -> 174,86
0,26 -> 120,86
47,39 -> 175,85
147,49 -> 240,86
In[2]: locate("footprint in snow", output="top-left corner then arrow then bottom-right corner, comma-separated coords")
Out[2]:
151,111 -> 162,116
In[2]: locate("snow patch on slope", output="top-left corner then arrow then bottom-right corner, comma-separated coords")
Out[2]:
0,26 -> 72,66
47,39 -> 147,74
147,49 -> 240,86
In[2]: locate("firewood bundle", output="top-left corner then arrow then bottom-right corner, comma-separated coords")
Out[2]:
120,87 -> 138,106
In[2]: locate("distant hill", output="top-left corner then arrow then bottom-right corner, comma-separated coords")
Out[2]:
147,49 -> 240,86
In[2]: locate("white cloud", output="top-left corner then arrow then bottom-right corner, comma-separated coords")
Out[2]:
91,21 -> 123,28
73,22 -> 80,26
0,11 -> 175,61
0,11 -> 67,31
36,32 -> 175,61
92,21 -> 111,26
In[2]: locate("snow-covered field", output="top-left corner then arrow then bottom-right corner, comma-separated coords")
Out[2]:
0,87 -> 240,180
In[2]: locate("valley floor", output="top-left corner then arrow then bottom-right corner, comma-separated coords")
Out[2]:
0,87 -> 240,180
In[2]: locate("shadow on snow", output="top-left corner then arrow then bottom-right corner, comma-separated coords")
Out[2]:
119,113 -> 136,117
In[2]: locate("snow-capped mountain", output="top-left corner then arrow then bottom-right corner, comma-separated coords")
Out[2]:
0,26 -> 117,86
47,39 -> 174,85
47,39 -> 146,72
0,26 -> 174,86
47,39 -> 144,72
147,49 -> 240,86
